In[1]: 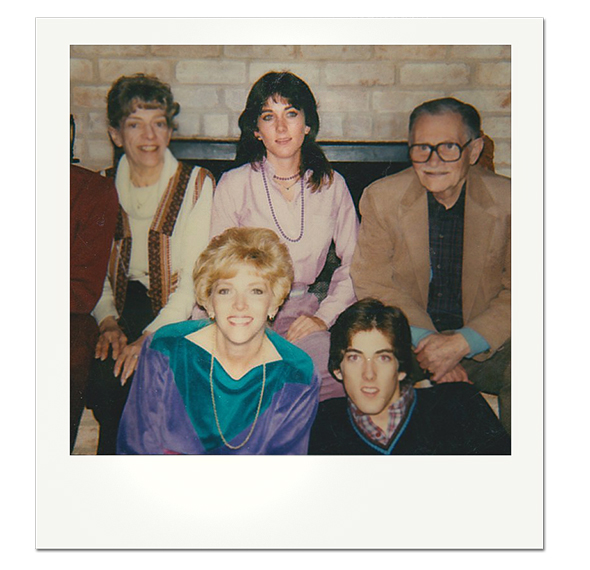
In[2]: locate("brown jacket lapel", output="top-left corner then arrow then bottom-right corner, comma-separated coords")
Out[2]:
462,169 -> 497,322
399,167 -> 499,324
399,179 -> 430,308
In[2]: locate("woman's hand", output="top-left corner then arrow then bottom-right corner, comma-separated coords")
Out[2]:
114,332 -> 150,385
286,315 -> 328,342
95,316 -> 128,361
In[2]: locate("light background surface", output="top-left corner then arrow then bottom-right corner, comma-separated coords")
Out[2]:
23,7 -> 579,564
36,16 -> 541,550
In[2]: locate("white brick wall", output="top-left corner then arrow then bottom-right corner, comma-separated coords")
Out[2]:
71,45 -> 511,176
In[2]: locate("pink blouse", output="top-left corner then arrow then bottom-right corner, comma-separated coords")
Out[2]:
210,160 -> 359,328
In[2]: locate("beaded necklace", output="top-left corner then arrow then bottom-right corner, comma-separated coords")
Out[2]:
273,172 -> 299,181
261,163 -> 305,243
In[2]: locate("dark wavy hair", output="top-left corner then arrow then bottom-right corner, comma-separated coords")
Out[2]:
107,73 -> 180,130
235,71 -> 333,193
409,97 -> 482,141
328,299 -> 414,382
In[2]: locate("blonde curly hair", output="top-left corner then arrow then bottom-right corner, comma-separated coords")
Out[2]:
193,227 -> 294,312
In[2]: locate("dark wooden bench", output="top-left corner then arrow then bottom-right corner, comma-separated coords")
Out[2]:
168,139 -> 412,215
110,137 -> 494,300
168,139 -> 413,300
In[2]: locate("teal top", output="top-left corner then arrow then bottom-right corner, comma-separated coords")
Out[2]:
118,319 -> 321,455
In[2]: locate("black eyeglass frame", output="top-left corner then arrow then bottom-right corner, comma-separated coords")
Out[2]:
408,138 -> 475,163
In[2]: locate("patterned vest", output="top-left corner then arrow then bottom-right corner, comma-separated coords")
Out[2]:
107,162 -> 214,316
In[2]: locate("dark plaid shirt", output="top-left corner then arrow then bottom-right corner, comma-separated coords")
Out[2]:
426,184 -> 466,332
349,382 -> 415,446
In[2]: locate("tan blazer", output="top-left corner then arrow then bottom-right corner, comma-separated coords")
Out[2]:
351,165 -> 510,361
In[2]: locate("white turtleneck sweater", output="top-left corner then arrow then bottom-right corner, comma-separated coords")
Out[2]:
93,149 -> 213,333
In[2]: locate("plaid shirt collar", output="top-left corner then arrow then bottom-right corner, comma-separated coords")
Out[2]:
427,182 -> 466,218
348,382 -> 415,447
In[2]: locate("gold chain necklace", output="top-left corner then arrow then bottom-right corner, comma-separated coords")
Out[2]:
209,331 -> 266,450
280,178 -> 300,192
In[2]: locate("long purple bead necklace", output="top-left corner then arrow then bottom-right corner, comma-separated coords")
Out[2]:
261,163 -> 305,243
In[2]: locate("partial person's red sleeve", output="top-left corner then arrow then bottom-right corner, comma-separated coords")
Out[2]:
70,165 -> 119,314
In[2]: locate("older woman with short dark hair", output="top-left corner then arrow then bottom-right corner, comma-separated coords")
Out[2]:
88,73 -> 214,454
117,227 -> 320,455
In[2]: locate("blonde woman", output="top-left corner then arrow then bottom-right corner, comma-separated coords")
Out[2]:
118,227 -> 320,455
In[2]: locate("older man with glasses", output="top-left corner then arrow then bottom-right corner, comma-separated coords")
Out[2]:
351,97 -> 511,434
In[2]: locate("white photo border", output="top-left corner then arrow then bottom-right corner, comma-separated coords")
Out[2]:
36,17 -> 543,549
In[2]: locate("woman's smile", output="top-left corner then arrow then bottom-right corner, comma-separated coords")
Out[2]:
108,107 -> 172,184
227,316 -> 254,326
210,263 -> 278,351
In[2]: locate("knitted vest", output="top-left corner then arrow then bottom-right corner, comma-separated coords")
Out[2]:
107,162 -> 214,316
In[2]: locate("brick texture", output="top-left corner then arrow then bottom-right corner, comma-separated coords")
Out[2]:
176,60 -> 246,84
70,59 -> 94,83
400,63 -> 470,86
70,45 -> 511,175
224,45 -> 297,59
325,63 -> 396,87
300,45 -> 373,61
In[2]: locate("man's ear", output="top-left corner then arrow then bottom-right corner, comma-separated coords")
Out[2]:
468,136 -> 485,165
398,371 -> 407,381
108,126 -> 124,148
333,368 -> 343,381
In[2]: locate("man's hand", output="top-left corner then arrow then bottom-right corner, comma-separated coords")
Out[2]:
437,363 -> 472,384
286,315 -> 328,342
415,332 -> 470,382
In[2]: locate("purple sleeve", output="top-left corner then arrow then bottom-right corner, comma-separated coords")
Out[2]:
117,335 -> 170,455
266,369 -> 321,455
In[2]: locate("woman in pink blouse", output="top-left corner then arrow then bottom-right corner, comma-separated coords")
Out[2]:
209,71 -> 359,400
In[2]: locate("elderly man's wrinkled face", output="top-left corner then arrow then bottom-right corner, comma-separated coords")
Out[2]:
410,112 -> 483,207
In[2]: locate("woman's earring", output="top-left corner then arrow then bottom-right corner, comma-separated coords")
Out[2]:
209,313 -> 215,321
268,313 -> 276,322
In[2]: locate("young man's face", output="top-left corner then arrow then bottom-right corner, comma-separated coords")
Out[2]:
334,329 -> 407,424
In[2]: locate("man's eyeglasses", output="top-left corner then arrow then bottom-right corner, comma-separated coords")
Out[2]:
409,139 -> 474,163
